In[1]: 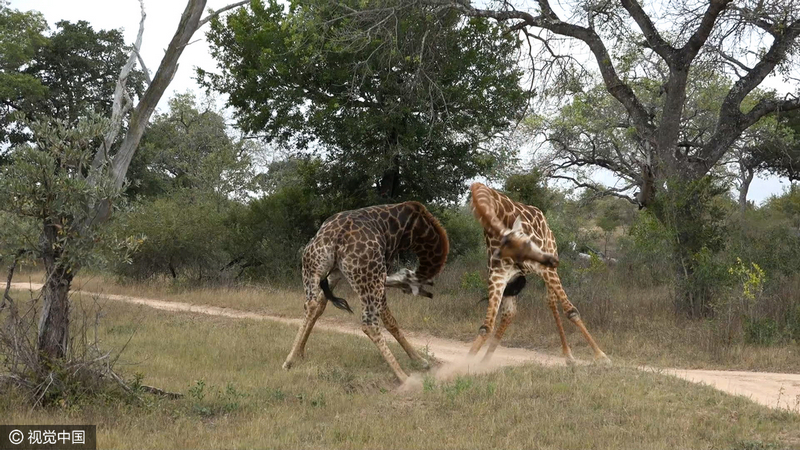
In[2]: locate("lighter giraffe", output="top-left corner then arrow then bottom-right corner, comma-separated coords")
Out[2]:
282,202 -> 449,382
468,182 -> 610,365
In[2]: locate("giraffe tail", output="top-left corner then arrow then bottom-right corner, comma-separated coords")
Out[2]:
320,278 -> 353,314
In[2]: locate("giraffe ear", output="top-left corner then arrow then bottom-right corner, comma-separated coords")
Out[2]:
511,216 -> 523,233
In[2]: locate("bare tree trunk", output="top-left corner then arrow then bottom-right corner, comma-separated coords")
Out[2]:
37,227 -> 74,362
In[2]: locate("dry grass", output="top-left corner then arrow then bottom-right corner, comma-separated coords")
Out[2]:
14,263 -> 800,374
2,288 -> 798,449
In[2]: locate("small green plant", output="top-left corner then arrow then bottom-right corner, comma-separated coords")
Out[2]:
728,257 -> 766,302
188,379 -> 206,401
268,388 -> 286,402
223,382 -> 247,413
460,270 -> 484,292
443,376 -> 474,401
422,375 -> 436,393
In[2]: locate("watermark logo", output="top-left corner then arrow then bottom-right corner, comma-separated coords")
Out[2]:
6,431 -> 23,446
0,425 -> 95,450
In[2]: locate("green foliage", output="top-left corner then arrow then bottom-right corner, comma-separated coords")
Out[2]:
225,158 -> 339,280
649,177 -> 730,317
0,1 -> 47,147
27,20 -> 145,126
127,92 -> 253,200
728,258 -> 766,302
743,317 -> 780,346
459,270 -> 484,293
110,190 -> 233,281
728,186 -> 800,277
0,115 -> 119,269
502,169 -> 557,213
202,0 -> 528,204
1,16 -> 144,147
435,206 -> 484,259
750,109 -> 800,182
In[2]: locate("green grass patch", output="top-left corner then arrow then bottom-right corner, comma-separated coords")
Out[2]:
1,289 -> 798,449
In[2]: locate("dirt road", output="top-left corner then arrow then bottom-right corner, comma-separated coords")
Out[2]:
10,282 -> 800,411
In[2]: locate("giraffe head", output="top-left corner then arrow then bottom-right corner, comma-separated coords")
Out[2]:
493,217 -> 560,268
385,268 -> 434,298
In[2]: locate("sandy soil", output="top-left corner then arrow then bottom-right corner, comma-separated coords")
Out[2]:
9,282 -> 800,411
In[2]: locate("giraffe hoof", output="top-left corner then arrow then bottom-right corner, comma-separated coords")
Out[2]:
282,360 -> 295,370
564,356 -> 577,367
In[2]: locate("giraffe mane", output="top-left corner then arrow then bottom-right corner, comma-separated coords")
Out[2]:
406,201 -> 449,278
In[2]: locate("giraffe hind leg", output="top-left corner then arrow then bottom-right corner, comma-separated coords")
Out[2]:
482,295 -> 517,363
283,285 -> 328,370
283,271 -> 340,370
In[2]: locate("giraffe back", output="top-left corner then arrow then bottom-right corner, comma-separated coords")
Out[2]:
305,202 -> 449,281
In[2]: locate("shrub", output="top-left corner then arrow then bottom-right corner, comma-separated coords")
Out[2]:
109,190 -> 234,281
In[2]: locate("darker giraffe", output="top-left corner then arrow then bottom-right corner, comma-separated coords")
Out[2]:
469,182 -> 609,365
282,202 -> 449,382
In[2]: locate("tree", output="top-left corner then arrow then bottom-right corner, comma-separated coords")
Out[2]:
749,109 -> 800,184
202,0 -> 529,205
0,0 -> 249,367
436,0 -> 800,206
25,20 -> 147,129
424,0 -> 800,316
502,169 -> 556,213
126,92 -> 253,199
0,2 -> 47,148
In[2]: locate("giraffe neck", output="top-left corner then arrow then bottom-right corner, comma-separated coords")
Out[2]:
471,182 -> 512,236
400,202 -> 449,281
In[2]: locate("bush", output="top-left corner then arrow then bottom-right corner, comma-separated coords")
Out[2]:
109,190 -> 234,281
436,206 -> 484,259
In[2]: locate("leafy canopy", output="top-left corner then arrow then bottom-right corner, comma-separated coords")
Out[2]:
126,92 -> 254,200
0,15 -> 145,148
201,0 -> 529,204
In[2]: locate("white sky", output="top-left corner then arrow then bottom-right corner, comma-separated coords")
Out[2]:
9,0 -> 795,205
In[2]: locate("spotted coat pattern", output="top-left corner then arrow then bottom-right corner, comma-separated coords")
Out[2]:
469,182 -> 610,364
282,202 -> 449,381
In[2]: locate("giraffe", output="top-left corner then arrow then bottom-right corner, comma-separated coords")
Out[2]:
468,182 -> 610,365
282,201 -> 449,382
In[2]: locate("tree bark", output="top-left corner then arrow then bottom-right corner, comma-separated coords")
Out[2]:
37,227 -> 74,362
738,166 -> 754,215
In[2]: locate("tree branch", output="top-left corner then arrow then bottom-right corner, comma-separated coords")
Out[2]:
93,0 -> 146,172
620,0 -> 676,61
432,0 -> 656,142
199,0 -> 250,27
548,174 -> 638,204
695,18 -> 800,173
679,0 -> 732,62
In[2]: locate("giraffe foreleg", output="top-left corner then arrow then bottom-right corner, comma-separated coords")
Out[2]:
546,288 -> 576,365
380,306 -> 429,369
482,295 -> 517,363
362,320 -> 409,382
469,276 -> 506,355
